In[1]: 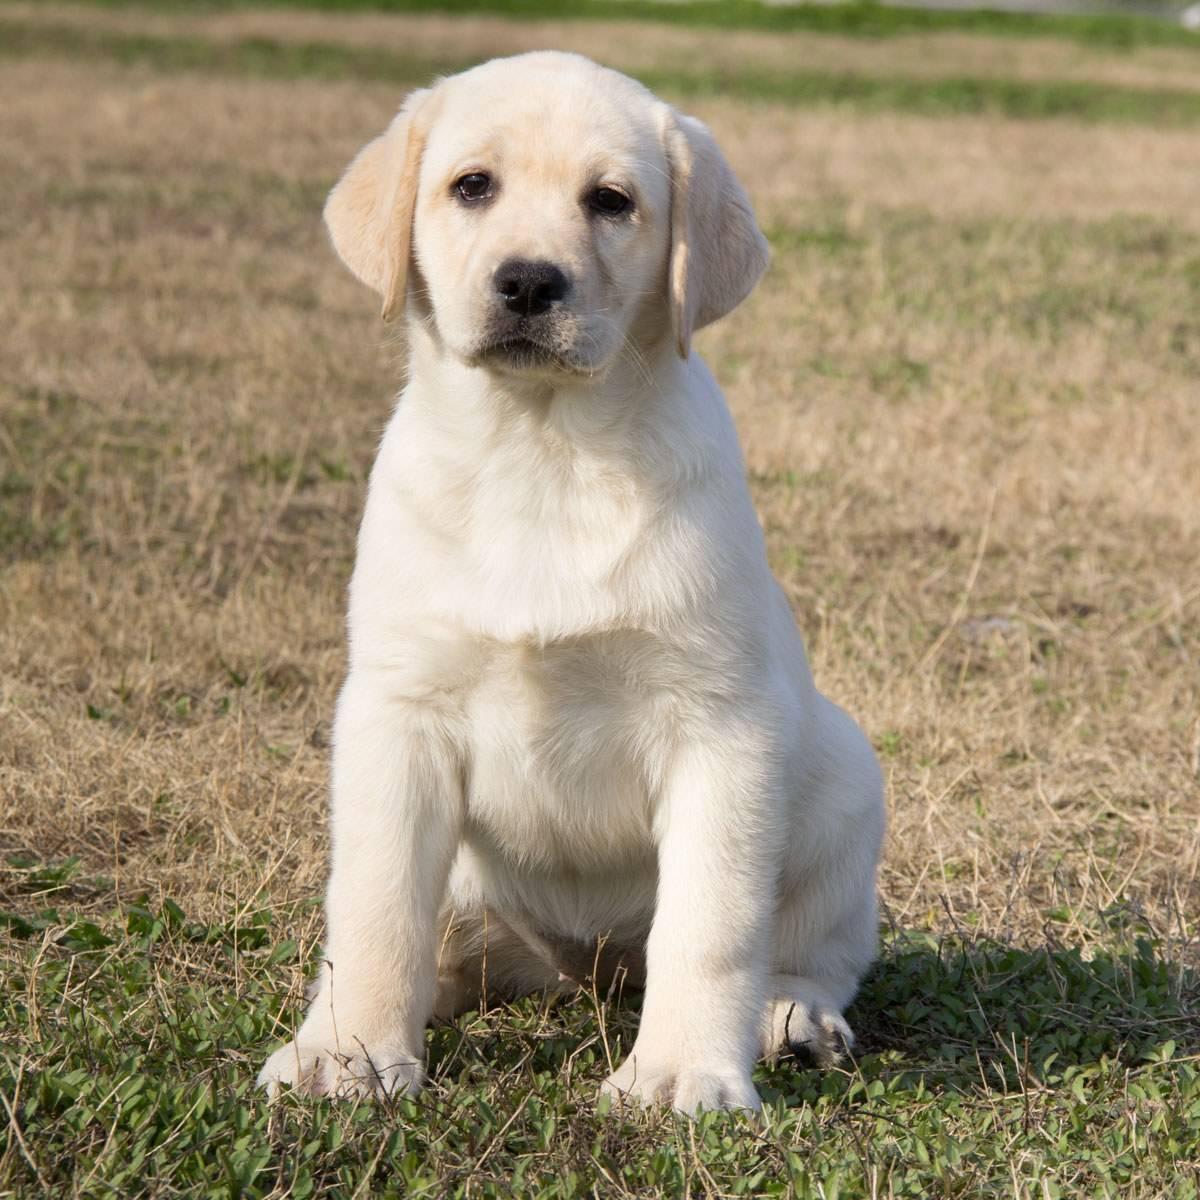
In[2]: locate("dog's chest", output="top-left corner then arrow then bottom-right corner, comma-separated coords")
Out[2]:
462,633 -> 671,871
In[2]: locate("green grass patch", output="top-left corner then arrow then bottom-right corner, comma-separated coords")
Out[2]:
37,0 -> 1200,52
0,385 -> 179,562
2,883 -> 1197,1197
7,18 -> 1200,125
0,387 -> 95,560
764,210 -> 1200,376
653,64 -> 1200,123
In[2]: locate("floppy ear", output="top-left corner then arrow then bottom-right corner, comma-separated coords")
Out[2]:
323,88 -> 433,322
661,110 -> 770,358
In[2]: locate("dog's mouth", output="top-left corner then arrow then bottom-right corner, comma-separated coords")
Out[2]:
483,335 -> 557,364
472,331 -> 589,376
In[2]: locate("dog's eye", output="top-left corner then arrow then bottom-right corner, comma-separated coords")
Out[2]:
589,187 -> 632,218
454,172 -> 492,202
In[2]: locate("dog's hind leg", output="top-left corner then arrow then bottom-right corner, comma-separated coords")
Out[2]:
764,702 -> 884,1065
762,885 -> 879,1065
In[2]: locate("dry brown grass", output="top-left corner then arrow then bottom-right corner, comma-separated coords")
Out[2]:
11,0 -> 1200,94
2,18 -> 1198,966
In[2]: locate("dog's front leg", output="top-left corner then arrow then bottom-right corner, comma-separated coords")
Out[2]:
603,733 -> 778,1114
259,673 -> 462,1099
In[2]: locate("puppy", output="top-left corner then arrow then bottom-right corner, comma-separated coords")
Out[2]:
259,51 -> 884,1115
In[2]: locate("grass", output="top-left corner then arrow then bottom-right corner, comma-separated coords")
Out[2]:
5,880 -> 1196,1195
7,16 -> 1200,124
46,0 -> 1200,51
2,3 -> 1199,1196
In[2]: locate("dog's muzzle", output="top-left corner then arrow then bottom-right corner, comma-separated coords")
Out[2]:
477,258 -> 577,371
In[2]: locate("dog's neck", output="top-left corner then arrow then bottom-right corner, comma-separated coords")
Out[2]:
359,314 -> 758,642
401,319 -> 691,460
356,317 -> 723,641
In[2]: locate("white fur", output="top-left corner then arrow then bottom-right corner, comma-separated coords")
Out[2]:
258,52 -> 885,1115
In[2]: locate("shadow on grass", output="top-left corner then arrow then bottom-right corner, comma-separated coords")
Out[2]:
2,878 -> 1195,1107
425,927 -> 1198,1103
838,930 -> 1195,1089
2,886 -> 1197,1195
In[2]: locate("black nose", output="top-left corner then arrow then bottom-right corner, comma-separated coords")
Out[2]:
494,259 -> 569,317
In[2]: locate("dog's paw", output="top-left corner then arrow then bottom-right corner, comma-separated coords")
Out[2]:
257,1037 -> 424,1101
601,1054 -> 760,1115
765,986 -> 854,1067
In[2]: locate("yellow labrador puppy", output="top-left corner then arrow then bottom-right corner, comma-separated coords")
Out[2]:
259,51 -> 884,1114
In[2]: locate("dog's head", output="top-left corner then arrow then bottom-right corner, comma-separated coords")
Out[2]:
325,52 -> 769,378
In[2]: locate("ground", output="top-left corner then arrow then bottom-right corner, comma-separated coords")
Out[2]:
0,2 -> 1198,1196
